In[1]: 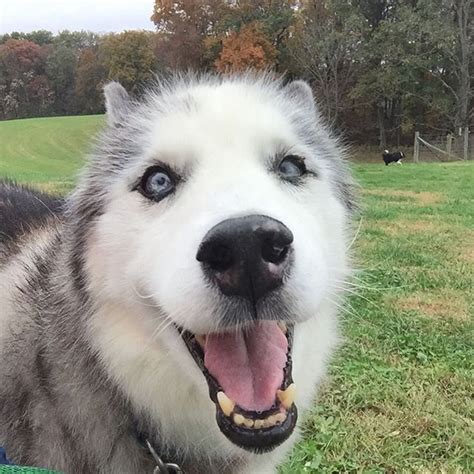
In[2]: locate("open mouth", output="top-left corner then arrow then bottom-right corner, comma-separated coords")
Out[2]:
182,321 -> 297,452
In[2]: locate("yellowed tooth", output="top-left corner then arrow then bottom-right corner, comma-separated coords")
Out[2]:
264,415 -> 278,428
217,392 -> 235,417
254,419 -> 264,429
277,383 -> 296,409
195,334 -> 206,347
243,417 -> 254,428
277,322 -> 287,334
233,414 -> 245,426
274,413 -> 287,424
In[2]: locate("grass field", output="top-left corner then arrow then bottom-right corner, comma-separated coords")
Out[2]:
0,115 -> 104,192
1,116 -> 473,472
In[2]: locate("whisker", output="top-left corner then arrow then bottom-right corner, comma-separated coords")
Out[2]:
346,216 -> 363,252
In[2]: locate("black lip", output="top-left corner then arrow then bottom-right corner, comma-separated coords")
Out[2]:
216,404 -> 298,453
181,324 -> 297,452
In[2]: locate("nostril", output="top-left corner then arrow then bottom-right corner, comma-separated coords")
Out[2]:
197,242 -> 234,272
261,240 -> 290,264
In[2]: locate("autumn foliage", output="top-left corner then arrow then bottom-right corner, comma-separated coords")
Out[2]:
0,0 -> 471,144
0,39 -> 51,118
215,22 -> 277,73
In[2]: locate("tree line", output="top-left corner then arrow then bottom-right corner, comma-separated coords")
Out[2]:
1,0 -> 472,146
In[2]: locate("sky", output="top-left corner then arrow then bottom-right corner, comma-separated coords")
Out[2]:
0,0 -> 156,34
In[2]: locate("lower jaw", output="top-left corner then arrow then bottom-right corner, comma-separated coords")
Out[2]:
216,403 -> 298,453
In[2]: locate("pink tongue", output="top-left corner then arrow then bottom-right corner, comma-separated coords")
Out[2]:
204,322 -> 287,412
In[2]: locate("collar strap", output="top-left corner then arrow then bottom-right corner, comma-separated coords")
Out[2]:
145,440 -> 182,474
132,419 -> 182,473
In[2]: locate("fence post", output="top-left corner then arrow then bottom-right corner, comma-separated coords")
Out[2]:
413,131 -> 420,163
463,127 -> 469,160
446,133 -> 453,157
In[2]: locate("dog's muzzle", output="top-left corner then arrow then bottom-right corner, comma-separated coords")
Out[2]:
196,215 -> 293,303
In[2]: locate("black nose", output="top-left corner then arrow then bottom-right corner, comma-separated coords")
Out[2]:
196,215 -> 293,302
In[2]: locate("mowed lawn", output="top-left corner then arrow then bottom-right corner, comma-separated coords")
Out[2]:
0,115 -> 104,192
1,116 -> 473,472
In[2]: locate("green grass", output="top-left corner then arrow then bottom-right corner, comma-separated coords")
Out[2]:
281,162 -> 473,473
0,115 -> 104,193
1,116 -> 473,472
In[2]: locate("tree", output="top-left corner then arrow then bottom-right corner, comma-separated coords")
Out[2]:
0,30 -> 54,45
151,0 -> 229,69
215,22 -> 277,72
100,31 -> 158,95
353,0 -> 472,145
54,30 -> 100,50
46,45 -> 77,114
222,1 -> 299,50
25,30 -> 54,45
74,48 -> 106,114
451,0 -> 472,129
287,0 -> 367,129
0,39 -> 52,119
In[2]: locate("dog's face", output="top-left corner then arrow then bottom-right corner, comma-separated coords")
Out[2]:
78,76 -> 354,454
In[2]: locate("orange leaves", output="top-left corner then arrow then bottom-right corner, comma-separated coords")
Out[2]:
215,22 -> 277,73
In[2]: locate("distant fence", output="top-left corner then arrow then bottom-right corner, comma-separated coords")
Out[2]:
413,128 -> 472,162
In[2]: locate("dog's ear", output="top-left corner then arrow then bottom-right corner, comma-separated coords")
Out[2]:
285,80 -> 318,116
103,82 -> 131,126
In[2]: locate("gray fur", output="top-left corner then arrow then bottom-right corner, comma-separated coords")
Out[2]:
103,81 -> 132,126
0,73 -> 355,473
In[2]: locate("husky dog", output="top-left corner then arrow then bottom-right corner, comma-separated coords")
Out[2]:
0,73 -> 355,473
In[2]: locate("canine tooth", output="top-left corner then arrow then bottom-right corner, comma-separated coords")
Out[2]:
233,414 -> 245,426
217,392 -> 235,416
195,334 -> 206,347
277,383 -> 296,409
274,413 -> 286,424
277,322 -> 287,334
243,417 -> 254,428
254,419 -> 264,429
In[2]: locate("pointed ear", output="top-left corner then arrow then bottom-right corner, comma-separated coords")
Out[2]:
103,82 -> 131,126
285,80 -> 318,116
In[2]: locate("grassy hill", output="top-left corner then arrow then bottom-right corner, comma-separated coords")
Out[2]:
0,115 -> 104,191
0,115 -> 473,472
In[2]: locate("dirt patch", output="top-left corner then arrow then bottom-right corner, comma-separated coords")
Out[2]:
392,290 -> 469,321
364,189 -> 444,206
461,246 -> 474,263
456,233 -> 474,264
377,219 -> 441,236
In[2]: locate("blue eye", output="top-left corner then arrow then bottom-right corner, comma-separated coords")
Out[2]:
278,155 -> 306,180
139,166 -> 176,201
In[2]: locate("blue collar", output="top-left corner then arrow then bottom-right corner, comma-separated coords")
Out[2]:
0,447 -> 12,465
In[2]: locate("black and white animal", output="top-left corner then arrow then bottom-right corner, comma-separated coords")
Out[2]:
0,73 -> 356,473
382,149 -> 404,165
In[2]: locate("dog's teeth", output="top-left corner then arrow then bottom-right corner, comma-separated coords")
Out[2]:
277,383 -> 296,409
277,322 -> 287,334
217,391 -> 235,417
254,419 -> 264,429
233,414 -> 245,426
274,412 -> 286,424
243,417 -> 254,428
263,415 -> 277,428
232,411 -> 287,430
195,334 -> 206,347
